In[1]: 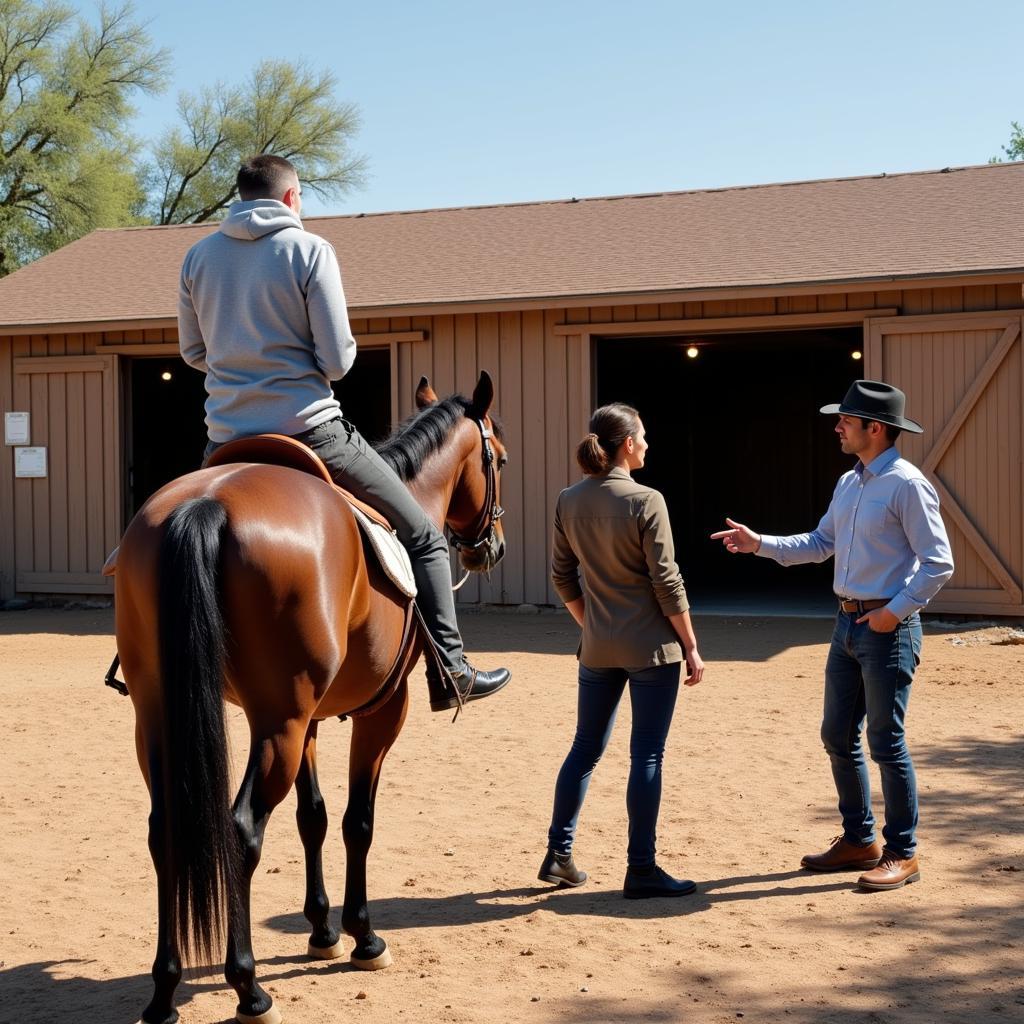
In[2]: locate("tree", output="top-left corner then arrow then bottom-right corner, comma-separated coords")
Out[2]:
149,59 -> 366,225
991,122 -> 1024,164
0,3 -> 366,273
0,1 -> 168,274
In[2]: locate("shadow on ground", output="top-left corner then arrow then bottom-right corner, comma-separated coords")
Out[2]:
264,869 -> 856,939
0,953 -> 372,1024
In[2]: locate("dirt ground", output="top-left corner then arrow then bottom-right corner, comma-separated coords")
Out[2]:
0,608 -> 1021,1024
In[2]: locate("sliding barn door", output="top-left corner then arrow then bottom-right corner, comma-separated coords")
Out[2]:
12,354 -> 120,595
866,313 -> 1023,615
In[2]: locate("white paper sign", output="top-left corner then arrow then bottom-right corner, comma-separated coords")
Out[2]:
4,411 -> 29,445
14,446 -> 46,478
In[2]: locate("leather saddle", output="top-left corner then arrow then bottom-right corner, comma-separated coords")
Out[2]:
103,433 -> 426,719
206,435 -> 417,599
105,434 -> 416,600
102,434 -> 460,717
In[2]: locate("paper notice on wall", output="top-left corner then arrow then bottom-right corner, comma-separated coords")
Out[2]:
14,446 -> 46,478
4,411 -> 29,445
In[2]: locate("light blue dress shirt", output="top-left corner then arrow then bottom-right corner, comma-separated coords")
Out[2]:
756,446 -> 954,620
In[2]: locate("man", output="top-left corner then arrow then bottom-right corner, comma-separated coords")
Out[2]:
178,153 -> 510,710
711,380 -> 953,891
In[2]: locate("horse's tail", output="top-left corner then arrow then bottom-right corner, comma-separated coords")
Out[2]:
157,496 -> 239,964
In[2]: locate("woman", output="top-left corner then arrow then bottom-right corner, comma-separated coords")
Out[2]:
538,403 -> 705,898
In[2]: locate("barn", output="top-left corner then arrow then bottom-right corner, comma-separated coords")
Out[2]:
1,162 -> 1022,615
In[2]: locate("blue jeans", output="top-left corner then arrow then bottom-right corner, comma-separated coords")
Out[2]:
821,611 -> 923,859
547,662 -> 681,867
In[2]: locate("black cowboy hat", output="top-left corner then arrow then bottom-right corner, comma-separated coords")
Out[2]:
820,380 -> 924,434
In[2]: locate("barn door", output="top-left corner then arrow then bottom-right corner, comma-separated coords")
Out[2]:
866,313 -> 1023,615
12,354 -> 120,595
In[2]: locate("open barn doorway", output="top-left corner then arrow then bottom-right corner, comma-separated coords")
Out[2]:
332,346 -> 392,445
125,348 -> 392,518
126,357 -> 208,517
595,329 -> 863,613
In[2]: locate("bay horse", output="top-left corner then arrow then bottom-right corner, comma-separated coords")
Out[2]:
114,372 -> 507,1024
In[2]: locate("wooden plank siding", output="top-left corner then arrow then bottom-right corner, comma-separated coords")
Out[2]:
866,312 -> 1024,615
2,284 -> 1024,610
6,353 -> 119,597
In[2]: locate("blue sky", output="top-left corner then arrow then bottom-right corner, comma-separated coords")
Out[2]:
123,0 -> 1023,217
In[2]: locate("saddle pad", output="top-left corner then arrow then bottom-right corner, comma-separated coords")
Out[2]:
349,505 -> 417,599
105,435 -> 417,600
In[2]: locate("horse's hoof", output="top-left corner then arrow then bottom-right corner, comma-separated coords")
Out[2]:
307,937 -> 346,960
350,944 -> 392,971
236,1005 -> 283,1024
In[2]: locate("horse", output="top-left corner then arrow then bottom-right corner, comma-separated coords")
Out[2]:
114,371 -> 507,1024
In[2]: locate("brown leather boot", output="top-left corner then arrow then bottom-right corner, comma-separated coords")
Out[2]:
801,835 -> 883,872
858,851 -> 921,891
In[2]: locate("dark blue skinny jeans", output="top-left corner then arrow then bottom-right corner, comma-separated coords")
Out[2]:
822,611 -> 923,859
547,662 -> 681,868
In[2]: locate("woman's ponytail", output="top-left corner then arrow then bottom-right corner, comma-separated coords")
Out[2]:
575,404 -> 641,476
576,432 -> 610,475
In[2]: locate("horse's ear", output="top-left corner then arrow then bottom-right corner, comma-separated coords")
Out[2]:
469,370 -> 494,417
416,376 -> 438,409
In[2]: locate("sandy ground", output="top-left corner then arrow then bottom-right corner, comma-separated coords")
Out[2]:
0,608 -> 1022,1024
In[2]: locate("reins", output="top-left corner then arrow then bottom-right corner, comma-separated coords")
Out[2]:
447,418 -> 505,561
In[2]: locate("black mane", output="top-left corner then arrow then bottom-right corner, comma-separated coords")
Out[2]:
374,395 -> 472,481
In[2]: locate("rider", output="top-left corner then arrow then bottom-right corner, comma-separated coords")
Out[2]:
177,153 -> 511,711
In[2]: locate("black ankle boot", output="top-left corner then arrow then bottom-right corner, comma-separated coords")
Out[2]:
622,864 -> 697,899
428,659 -> 511,712
538,849 -> 588,888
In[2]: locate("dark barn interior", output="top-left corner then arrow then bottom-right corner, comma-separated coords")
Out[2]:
595,330 -> 863,604
127,348 -> 392,515
127,358 -> 208,516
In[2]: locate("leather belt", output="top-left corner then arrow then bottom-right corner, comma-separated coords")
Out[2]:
838,598 -> 889,614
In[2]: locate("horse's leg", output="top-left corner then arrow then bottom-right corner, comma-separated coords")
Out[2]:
135,722 -> 183,1024
294,721 -> 344,959
342,680 -> 410,970
225,723 -> 307,1024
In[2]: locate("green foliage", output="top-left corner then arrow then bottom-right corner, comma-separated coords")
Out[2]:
149,59 -> 366,224
991,121 -> 1024,164
0,2 -> 366,273
0,0 -> 168,273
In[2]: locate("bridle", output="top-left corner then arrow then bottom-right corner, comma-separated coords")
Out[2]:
447,418 -> 505,587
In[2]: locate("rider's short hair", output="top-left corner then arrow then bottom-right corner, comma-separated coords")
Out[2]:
237,155 -> 298,200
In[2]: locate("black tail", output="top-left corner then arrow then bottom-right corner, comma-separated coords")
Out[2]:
157,496 -> 239,965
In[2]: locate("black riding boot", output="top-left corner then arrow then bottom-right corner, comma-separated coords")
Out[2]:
425,655 -> 511,712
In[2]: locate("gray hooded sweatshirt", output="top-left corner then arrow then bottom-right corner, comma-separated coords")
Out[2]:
178,199 -> 357,443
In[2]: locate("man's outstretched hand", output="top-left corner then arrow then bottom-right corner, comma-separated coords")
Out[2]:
710,517 -> 762,554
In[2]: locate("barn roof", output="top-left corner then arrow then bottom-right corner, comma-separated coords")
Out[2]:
1,162 -> 1023,329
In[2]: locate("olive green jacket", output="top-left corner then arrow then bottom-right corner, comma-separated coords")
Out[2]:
551,467 -> 689,669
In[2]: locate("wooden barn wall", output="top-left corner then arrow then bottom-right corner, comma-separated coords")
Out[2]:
1,284 -> 1022,604
352,283 -> 1024,608
0,327 -> 177,600
867,312 -> 1024,615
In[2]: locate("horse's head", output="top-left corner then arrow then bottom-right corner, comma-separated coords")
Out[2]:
415,371 -> 507,575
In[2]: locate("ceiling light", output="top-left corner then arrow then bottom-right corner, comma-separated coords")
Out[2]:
851,350 -> 862,361
686,346 -> 699,359
161,370 -> 173,381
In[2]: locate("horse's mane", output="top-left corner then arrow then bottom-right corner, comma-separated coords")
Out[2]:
375,394 -> 503,482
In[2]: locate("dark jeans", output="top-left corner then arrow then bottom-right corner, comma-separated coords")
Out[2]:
547,661 -> 681,867
204,418 -> 464,674
821,611 -> 923,859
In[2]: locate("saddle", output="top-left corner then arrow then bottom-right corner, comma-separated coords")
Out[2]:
103,434 -> 442,718
104,435 -> 416,599
207,435 -> 417,599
